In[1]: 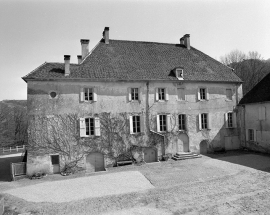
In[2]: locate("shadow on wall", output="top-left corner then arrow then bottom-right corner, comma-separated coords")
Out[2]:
206,150 -> 270,173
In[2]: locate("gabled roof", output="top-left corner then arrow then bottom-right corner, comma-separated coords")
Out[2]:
23,39 -> 242,83
239,72 -> 270,104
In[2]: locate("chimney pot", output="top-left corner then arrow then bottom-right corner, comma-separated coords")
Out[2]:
64,55 -> 70,76
103,27 -> 109,44
183,34 -> 190,50
80,39 -> 90,60
77,55 -> 82,64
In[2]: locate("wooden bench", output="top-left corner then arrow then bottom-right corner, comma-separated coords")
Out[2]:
116,160 -> 133,167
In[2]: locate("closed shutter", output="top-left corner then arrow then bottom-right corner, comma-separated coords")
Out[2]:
165,88 -> 169,101
130,116 -> 133,134
128,88 -> 131,102
198,114 -> 202,130
232,112 -> 237,128
80,118 -> 86,137
140,115 -> 144,133
155,88 -> 159,101
93,87 -> 97,102
157,115 -> 160,132
207,114 -> 211,129
80,88 -> 84,102
94,117 -> 100,136
224,113 -> 228,128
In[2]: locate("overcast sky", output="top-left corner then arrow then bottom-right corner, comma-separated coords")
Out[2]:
0,0 -> 269,101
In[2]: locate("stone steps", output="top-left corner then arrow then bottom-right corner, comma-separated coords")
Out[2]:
172,152 -> 202,161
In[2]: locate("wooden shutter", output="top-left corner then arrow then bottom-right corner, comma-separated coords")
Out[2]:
94,117 -> 100,136
139,87 -> 143,102
79,118 -> 86,137
155,88 -> 159,101
224,113 -> 228,128
232,112 -> 237,128
206,88 -> 209,100
166,115 -> 171,132
80,88 -> 84,102
197,88 -> 201,101
93,87 -> 97,102
198,114 -> 202,130
246,129 -> 249,141
129,116 -> 133,134
185,114 -> 188,131
156,115 -> 160,132
128,88 -> 132,102
254,129 -> 257,141
207,113 -> 211,129
140,115 -> 144,133
165,88 -> 169,101
259,106 -> 266,120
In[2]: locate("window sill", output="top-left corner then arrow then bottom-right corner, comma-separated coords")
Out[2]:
177,100 -> 187,102
198,100 -> 208,102
225,99 -> 233,102
200,129 -> 211,131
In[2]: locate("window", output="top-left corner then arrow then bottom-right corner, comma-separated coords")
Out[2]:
85,118 -> 94,135
130,115 -> 141,133
201,113 -> 208,129
177,88 -> 185,101
80,117 -> 100,137
51,155 -> 59,165
179,114 -> 186,130
159,115 -> 167,132
225,112 -> 236,128
227,112 -> 233,128
248,129 -> 255,141
176,69 -> 184,80
158,88 -> 165,100
199,88 -> 206,100
226,89 -> 232,100
80,87 -> 97,102
131,88 -> 139,101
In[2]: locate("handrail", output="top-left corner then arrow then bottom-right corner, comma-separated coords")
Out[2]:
1,145 -> 25,153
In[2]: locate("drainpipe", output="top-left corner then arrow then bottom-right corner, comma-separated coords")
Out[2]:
146,81 -> 150,134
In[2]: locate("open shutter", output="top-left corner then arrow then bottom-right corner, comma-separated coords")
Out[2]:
80,88 -> 84,102
80,118 -> 86,137
197,88 -> 201,101
93,87 -> 97,102
198,114 -> 202,130
140,115 -> 144,133
185,115 -> 188,131
139,87 -> 143,102
157,115 -> 160,132
254,129 -> 257,141
94,117 -> 100,136
129,116 -> 133,134
224,113 -> 228,128
165,88 -> 169,101
207,114 -> 211,129
246,129 -> 249,141
232,112 -> 237,128
155,88 -> 159,101
166,115 -> 171,132
206,88 -> 209,100
128,88 -> 132,102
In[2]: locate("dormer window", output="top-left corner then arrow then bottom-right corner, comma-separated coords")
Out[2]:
175,68 -> 184,80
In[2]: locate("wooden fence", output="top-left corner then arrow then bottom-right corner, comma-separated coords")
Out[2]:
1,145 -> 25,154
10,162 -> 27,181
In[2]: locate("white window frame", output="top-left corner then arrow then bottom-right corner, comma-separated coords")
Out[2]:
199,113 -> 211,130
80,117 -> 100,137
226,89 -> 233,101
128,87 -> 142,102
246,129 -> 256,141
176,69 -> 184,80
177,88 -> 186,101
157,114 -> 171,132
80,87 -> 97,102
178,114 -> 186,131
129,115 -> 144,134
225,112 -> 237,128
198,87 -> 209,101
156,88 -> 169,101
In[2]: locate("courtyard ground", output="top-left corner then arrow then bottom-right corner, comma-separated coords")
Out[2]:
1,150 -> 270,214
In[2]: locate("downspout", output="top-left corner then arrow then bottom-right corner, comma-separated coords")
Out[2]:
145,81 -> 150,134
243,105 -> 246,148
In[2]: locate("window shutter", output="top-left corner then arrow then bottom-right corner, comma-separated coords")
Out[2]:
259,106 -> 266,120
232,112 -> 237,128
140,115 -> 144,133
79,118 -> 86,137
224,113 -> 228,128
165,88 -> 169,101
246,129 -> 249,141
206,88 -> 209,100
129,116 -> 133,134
128,88 -> 132,102
155,88 -> 159,101
80,88 -> 84,102
93,87 -> 97,102
94,117 -> 101,136
197,88 -> 201,101
254,129 -> 257,141
166,115 -> 171,132
198,114 -> 202,130
139,87 -> 143,102
157,115 -> 160,132
185,115 -> 188,131
207,114 -> 211,129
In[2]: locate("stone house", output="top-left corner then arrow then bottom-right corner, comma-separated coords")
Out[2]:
22,27 -> 243,175
238,72 -> 270,153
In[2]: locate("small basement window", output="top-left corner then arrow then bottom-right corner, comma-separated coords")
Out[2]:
51,155 -> 59,165
50,91 -> 57,98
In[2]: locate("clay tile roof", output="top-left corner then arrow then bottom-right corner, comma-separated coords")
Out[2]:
239,72 -> 270,104
23,39 -> 242,83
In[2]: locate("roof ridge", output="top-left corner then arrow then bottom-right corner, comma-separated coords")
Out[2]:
110,39 -> 181,46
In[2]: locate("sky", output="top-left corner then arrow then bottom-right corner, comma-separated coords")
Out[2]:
0,0 -> 269,101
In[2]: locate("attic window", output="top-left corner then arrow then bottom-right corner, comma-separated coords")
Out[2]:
176,69 -> 184,80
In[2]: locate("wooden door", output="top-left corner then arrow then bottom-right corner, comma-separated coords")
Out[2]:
144,148 -> 156,163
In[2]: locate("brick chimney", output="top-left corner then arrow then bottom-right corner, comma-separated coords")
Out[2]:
103,27 -> 109,44
64,55 -> 70,76
183,34 -> 190,50
80,39 -> 89,59
77,55 -> 82,64
180,37 -> 184,45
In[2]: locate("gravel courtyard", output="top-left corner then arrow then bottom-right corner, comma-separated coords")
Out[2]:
2,151 -> 270,214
